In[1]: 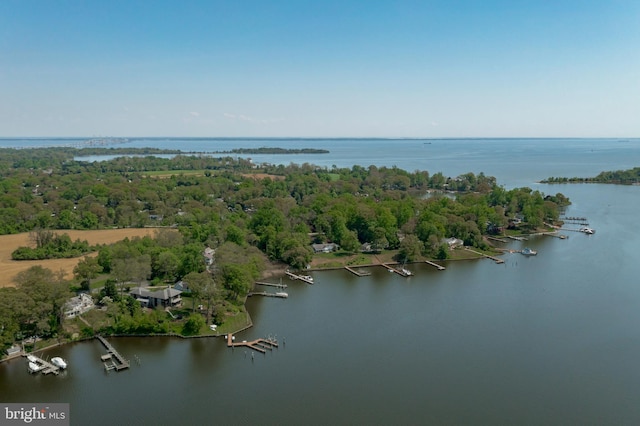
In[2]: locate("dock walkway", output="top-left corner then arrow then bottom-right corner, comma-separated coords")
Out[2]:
226,334 -> 279,353
424,260 -> 445,270
381,263 -> 412,277
285,271 -> 314,284
344,266 -> 372,276
248,291 -> 288,298
464,248 -> 505,264
255,281 -> 287,288
96,336 -> 130,371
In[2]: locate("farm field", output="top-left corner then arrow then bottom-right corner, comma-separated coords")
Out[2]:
0,228 -> 163,287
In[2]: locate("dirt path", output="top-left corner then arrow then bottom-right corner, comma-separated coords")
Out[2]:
0,228 -> 163,288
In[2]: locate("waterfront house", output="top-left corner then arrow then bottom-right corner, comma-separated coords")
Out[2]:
64,293 -> 95,318
312,243 -> 339,253
130,287 -> 183,308
444,237 -> 464,249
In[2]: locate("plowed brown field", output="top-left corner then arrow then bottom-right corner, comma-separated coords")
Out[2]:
0,228 -> 164,287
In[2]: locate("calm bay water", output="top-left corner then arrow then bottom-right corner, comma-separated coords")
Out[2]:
2,139 -> 640,425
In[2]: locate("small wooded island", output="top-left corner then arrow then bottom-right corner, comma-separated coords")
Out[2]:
0,147 -> 570,355
543,167 -> 640,184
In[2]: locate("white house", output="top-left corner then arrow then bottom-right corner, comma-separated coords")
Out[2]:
444,237 -> 464,249
64,293 -> 95,318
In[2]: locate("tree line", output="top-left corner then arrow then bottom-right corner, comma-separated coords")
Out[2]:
543,167 -> 640,184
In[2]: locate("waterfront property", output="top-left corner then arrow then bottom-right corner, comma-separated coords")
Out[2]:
129,287 -> 183,308
63,293 -> 95,318
312,243 -> 339,253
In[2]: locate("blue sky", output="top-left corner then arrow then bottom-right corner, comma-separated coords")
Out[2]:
1,0 -> 639,137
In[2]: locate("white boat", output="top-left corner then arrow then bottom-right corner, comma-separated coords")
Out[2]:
26,354 -> 38,363
51,357 -> 67,369
401,268 -> 413,276
579,227 -> 595,234
300,275 -> 314,283
28,361 -> 42,373
275,292 -> 289,298
521,248 -> 537,256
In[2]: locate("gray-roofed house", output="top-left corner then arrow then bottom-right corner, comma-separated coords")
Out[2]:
130,287 -> 183,308
312,243 -> 339,253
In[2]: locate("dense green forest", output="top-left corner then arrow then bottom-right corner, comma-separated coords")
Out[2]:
543,167 -> 640,184
0,147 -> 570,351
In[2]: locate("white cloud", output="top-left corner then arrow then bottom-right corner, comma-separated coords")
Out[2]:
189,111 -> 200,117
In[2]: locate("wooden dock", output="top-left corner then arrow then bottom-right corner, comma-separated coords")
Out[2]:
486,236 -> 508,243
226,334 -> 279,353
542,232 -> 568,239
255,281 -> 287,288
96,336 -> 130,371
26,354 -> 60,375
424,260 -> 445,270
344,266 -> 372,276
248,291 -> 288,298
381,263 -> 412,277
285,270 -> 314,284
464,248 -> 505,264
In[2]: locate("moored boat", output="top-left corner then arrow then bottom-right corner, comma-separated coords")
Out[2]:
28,361 -> 42,373
400,267 -> 413,276
51,357 -> 67,369
579,227 -> 595,234
521,248 -> 537,256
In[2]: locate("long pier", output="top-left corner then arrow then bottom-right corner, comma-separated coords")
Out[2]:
285,271 -> 314,284
344,266 -> 372,276
255,281 -> 287,288
542,232 -> 568,239
424,260 -> 445,270
381,263 -> 412,277
226,334 -> 279,353
96,336 -> 130,371
486,236 -> 508,243
464,248 -> 505,264
248,291 -> 288,298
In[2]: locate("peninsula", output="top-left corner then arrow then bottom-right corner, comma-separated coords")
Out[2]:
0,147 -> 569,356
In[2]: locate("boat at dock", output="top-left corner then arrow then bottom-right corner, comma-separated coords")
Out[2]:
26,354 -> 38,363
400,267 -> 413,276
521,248 -> 537,256
300,275 -> 314,283
28,362 -> 42,373
51,357 -> 67,369
579,227 -> 595,234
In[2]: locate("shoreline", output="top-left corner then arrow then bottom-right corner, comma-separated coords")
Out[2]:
1,242 -> 520,363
